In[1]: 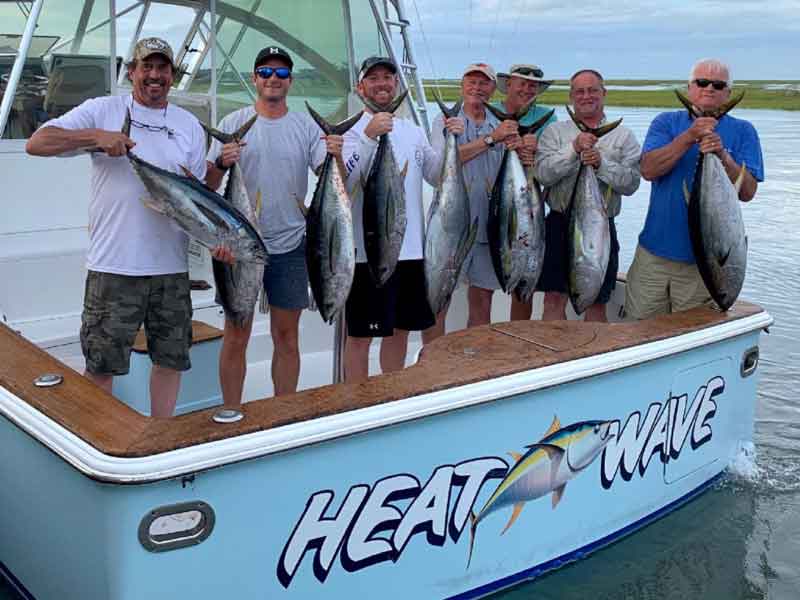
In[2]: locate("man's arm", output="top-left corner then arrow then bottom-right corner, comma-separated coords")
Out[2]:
533,125 -> 580,186
458,119 -> 517,164
596,130 -> 642,196
26,126 -> 133,157
640,115 -> 717,181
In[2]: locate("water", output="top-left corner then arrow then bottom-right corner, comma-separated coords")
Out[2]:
2,106 -> 797,599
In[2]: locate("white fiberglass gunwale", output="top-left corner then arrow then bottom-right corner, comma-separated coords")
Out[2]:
0,308 -> 772,484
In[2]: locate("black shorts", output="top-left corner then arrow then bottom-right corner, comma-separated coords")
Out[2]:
537,210 -> 620,305
346,259 -> 435,338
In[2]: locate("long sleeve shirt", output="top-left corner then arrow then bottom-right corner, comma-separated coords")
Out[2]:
533,117 -> 641,217
342,112 -> 442,262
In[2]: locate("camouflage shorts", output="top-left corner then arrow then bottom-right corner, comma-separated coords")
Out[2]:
80,271 -> 193,375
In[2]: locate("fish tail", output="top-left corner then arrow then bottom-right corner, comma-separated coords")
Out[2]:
433,92 -> 463,119
307,102 -> 364,137
466,511 -> 478,569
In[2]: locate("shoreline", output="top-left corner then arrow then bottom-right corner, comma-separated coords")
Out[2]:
422,80 -> 800,111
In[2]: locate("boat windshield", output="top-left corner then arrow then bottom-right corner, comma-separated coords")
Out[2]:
0,0 -> 394,138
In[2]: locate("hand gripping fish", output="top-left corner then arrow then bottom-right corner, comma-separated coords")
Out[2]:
675,90 -> 748,311
565,106 -> 622,315
305,103 -> 363,324
424,94 -> 478,316
360,91 -> 409,287
119,109 -> 268,265
201,114 -> 266,329
483,102 -> 554,295
466,416 -> 615,568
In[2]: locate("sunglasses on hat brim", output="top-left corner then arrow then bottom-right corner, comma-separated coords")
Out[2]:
511,66 -> 544,78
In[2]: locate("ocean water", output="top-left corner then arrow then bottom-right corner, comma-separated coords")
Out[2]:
2,107 -> 797,599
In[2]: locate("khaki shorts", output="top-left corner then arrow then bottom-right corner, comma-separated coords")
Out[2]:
624,245 -> 712,320
80,271 -> 193,375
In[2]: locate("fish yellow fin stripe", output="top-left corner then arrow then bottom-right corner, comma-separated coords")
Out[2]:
500,502 -> 525,535
543,415 -> 561,438
734,161 -> 746,194
552,483 -> 566,509
682,179 -> 691,205
400,160 -> 409,180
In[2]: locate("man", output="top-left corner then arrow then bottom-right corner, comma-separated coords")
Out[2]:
494,63 -> 557,321
534,69 -> 641,322
26,38 -> 212,417
428,63 -> 522,335
340,57 -> 463,383
206,46 -> 343,400
625,59 -> 763,320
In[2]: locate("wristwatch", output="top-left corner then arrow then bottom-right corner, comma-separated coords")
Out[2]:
483,134 -> 496,148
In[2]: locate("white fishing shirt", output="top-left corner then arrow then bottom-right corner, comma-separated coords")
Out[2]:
342,113 -> 443,263
44,94 -> 207,275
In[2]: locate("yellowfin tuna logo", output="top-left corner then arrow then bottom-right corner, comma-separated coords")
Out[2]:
466,416 -> 614,567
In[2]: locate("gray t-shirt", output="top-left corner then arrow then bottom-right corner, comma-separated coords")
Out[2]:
207,107 -> 326,254
431,108 -> 504,243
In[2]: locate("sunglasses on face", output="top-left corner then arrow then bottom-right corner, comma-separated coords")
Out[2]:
693,78 -> 727,91
255,66 -> 291,80
512,67 -> 543,78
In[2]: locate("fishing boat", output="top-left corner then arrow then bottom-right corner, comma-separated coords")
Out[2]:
0,1 -> 772,599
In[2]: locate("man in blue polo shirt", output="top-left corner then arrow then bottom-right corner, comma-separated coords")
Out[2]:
625,58 -> 764,320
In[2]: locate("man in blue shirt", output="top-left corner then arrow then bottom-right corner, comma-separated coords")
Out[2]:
625,59 -> 764,319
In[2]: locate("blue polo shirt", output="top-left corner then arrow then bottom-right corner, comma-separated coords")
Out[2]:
638,110 -> 764,263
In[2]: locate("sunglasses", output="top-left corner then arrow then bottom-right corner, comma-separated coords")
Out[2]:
255,66 -> 291,80
512,66 -> 543,78
693,78 -> 727,91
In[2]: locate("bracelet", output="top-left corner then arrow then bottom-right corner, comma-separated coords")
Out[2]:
214,155 -> 229,171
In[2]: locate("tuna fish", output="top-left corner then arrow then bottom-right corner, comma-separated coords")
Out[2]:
305,103 -> 363,324
675,90 -> 748,311
483,103 -> 554,295
565,107 -> 622,314
424,95 -> 477,316
361,92 -> 409,286
126,108 -> 268,265
467,416 -> 615,568
202,115 -> 265,328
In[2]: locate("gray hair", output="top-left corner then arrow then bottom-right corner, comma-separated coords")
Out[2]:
570,69 -> 605,87
689,59 -> 733,87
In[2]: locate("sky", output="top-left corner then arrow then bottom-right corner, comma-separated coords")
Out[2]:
404,0 -> 800,80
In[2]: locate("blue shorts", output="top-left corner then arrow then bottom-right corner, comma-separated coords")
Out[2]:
263,239 -> 310,311
537,210 -> 619,305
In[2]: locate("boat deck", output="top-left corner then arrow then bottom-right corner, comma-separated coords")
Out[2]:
0,302 -> 764,459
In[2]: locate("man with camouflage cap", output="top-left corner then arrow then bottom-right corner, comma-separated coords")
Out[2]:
27,37 -> 221,417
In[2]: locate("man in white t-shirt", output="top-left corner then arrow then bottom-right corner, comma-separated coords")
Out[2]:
206,46 -> 344,399
26,38 -> 219,417
340,57 -> 464,383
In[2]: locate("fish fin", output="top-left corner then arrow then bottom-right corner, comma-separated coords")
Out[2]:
466,510 -> 478,569
259,286 -> 270,315
500,502 -> 525,535
140,195 -> 166,214
528,108 -> 556,135
507,451 -> 522,462
734,161 -> 746,194
200,122 -> 234,145
122,108 -> 131,137
682,179 -> 691,205
456,218 -> 479,266
593,118 -> 623,138
552,484 -> 566,509
400,160 -> 409,180
717,245 -> 733,267
565,105 -> 587,132
483,102 -> 512,122
330,110 -> 365,136
233,113 -> 258,141
674,90 -> 700,119
296,195 -> 308,218
543,415 -> 561,438
180,164 -> 201,182
433,92 -> 463,119
523,442 -> 565,459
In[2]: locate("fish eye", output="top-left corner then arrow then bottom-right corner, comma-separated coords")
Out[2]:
593,424 -> 600,434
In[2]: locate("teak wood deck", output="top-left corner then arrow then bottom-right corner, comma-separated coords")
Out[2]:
0,302 -> 763,460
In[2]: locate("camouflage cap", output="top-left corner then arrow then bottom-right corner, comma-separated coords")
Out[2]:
132,37 -> 175,66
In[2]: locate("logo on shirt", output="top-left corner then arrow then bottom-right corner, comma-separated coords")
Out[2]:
415,147 -> 423,167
